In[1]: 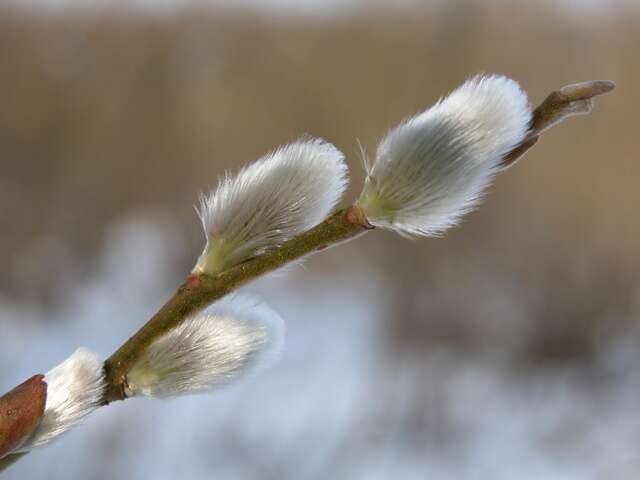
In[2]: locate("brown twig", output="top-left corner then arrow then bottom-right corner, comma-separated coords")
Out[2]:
103,206 -> 371,402
100,79 -> 616,403
0,79 -> 615,472
499,80 -> 615,169
103,80 -> 616,403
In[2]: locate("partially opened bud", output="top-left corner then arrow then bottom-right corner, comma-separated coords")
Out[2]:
358,74 -> 531,237
195,138 -> 349,275
125,295 -> 285,399
18,348 -> 105,450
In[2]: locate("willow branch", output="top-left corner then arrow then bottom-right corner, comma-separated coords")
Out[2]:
500,80 -> 615,169
0,79 -> 615,471
102,79 -> 615,403
102,206 -> 371,402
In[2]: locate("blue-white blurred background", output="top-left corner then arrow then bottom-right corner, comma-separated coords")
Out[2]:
1,0 -> 639,478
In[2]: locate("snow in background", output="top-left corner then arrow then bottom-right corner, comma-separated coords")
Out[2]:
2,215 -> 640,479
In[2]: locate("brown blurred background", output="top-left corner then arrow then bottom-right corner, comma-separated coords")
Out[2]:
0,1 -> 638,478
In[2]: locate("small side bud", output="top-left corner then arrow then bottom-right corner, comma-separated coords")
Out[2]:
125,295 -> 285,399
358,74 -> 532,237
195,138 -> 349,275
18,348 -> 105,450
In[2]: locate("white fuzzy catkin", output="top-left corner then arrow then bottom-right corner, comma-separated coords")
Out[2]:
125,295 -> 285,399
358,74 -> 532,237
194,138 -> 349,275
19,348 -> 105,450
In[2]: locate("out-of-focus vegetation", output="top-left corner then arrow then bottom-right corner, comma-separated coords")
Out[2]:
0,2 -> 638,477
1,2 -> 637,363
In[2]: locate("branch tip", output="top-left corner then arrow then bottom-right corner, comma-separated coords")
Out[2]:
559,80 -> 616,100
531,79 -> 614,135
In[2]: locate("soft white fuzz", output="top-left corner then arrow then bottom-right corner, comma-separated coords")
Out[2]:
358,74 -> 531,237
194,138 -> 349,274
19,348 -> 105,450
125,295 -> 285,399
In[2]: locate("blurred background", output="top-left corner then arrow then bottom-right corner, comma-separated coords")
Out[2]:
0,0 -> 638,478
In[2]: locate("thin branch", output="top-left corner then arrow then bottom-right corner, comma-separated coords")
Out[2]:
0,79 -> 615,471
102,79 -> 615,404
500,80 -> 615,169
102,205 -> 371,402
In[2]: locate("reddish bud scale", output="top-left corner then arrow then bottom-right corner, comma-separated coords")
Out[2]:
0,375 -> 47,459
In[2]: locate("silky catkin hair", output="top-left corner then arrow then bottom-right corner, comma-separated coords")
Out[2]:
359,75 -> 531,237
125,295 -> 285,399
19,348 -> 105,450
195,138 -> 348,274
